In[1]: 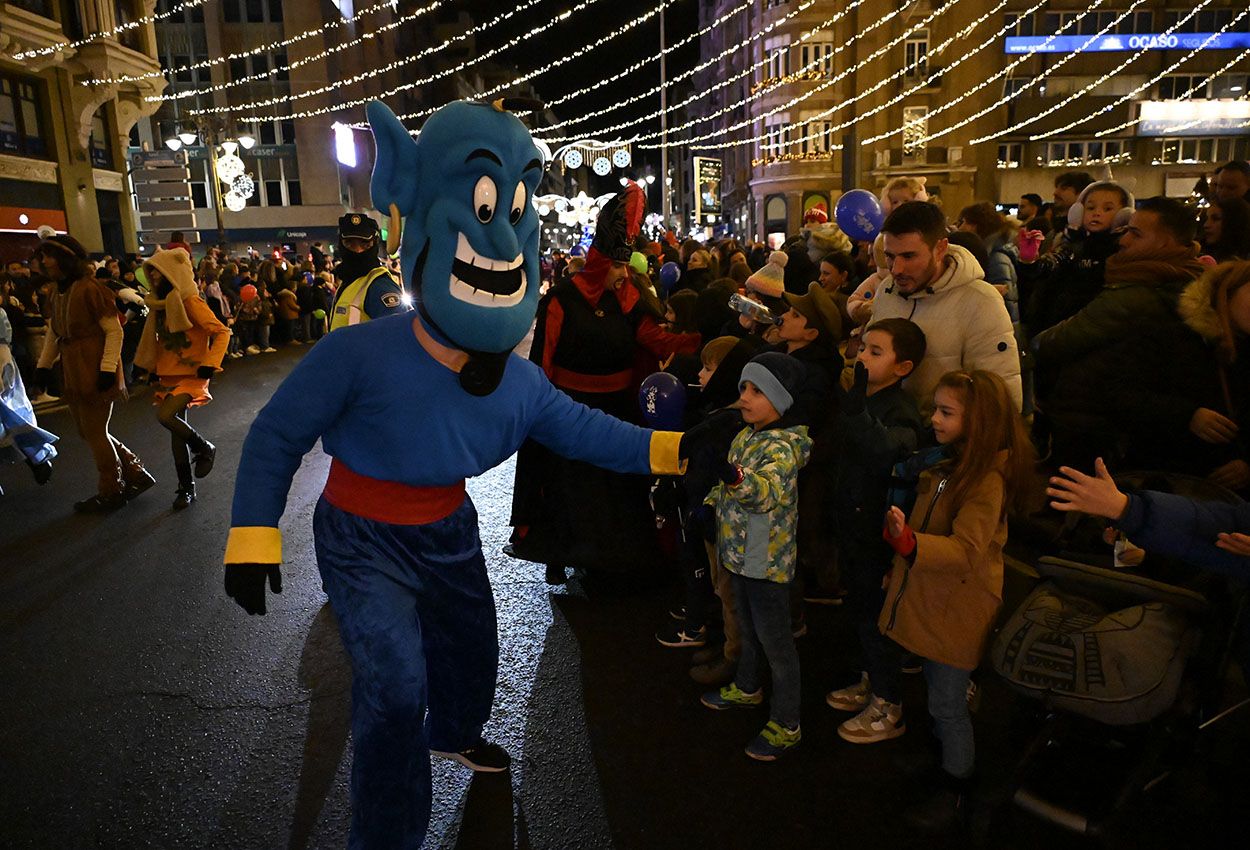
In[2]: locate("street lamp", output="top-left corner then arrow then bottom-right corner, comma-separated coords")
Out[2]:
163,121 -> 256,247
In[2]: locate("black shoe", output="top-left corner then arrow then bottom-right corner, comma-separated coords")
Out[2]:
192,441 -> 216,479
655,622 -> 707,648
73,492 -> 127,513
122,469 -> 157,501
544,564 -> 567,585
173,487 -> 196,511
905,772 -> 971,833
27,458 -> 53,485
431,739 -> 511,773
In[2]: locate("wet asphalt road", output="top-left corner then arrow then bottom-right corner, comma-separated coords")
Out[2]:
1,342 -> 1247,850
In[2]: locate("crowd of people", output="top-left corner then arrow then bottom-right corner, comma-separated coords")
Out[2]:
3,150 -> 1249,836
508,162 -> 1250,830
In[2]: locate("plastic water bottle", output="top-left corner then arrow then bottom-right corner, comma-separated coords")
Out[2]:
729,293 -> 781,326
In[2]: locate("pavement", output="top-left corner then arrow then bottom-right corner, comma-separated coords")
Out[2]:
1,342 -> 1247,849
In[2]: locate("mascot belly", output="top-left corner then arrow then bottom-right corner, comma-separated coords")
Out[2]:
222,100 -> 683,849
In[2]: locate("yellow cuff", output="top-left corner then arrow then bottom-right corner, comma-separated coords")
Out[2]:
224,526 -> 283,565
649,431 -> 687,476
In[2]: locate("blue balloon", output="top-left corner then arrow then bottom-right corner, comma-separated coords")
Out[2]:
658,261 -> 682,294
639,372 -> 687,431
835,189 -> 885,242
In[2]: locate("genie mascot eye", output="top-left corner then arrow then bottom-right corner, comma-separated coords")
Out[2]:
367,100 -> 544,354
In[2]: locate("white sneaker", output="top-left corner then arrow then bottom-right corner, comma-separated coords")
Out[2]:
246,345 -> 261,355
261,347 -> 277,353
30,392 -> 60,404
837,695 -> 905,744
826,671 -> 871,712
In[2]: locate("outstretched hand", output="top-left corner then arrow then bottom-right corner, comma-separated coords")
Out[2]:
1046,458 -> 1130,520
1216,533 -> 1250,557
225,563 -> 283,615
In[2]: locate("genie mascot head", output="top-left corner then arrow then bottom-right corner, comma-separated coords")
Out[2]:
367,100 -> 544,356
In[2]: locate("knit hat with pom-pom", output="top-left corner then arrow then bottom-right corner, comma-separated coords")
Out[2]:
745,250 -> 788,299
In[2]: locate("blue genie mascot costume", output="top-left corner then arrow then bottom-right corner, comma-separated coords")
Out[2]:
222,99 -> 687,848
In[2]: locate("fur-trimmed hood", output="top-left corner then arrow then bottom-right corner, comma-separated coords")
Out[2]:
1180,263 -> 1242,360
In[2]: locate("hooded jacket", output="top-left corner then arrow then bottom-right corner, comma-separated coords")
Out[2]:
706,422 -> 812,583
135,248 -> 230,377
869,244 -> 1022,415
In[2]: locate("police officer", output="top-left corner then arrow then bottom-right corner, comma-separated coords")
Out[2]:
330,213 -> 408,330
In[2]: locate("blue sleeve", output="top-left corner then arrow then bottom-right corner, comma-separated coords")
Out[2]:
230,333 -> 358,529
1118,491 -> 1250,580
524,375 -> 654,474
363,273 -> 408,319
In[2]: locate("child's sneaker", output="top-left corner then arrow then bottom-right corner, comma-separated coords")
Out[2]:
700,682 -> 763,710
826,671 -> 871,712
745,720 -> 801,761
655,623 -> 706,648
837,695 -> 905,744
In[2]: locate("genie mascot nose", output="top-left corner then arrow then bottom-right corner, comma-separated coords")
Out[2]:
367,100 -> 545,354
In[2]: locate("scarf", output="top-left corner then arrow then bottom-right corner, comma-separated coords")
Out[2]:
134,291 -> 193,373
1104,243 -> 1205,288
206,282 -> 231,318
572,246 -> 640,313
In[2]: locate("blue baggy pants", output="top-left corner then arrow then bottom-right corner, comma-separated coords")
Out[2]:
313,495 -> 498,849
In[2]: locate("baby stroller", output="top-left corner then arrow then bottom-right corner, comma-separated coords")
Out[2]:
988,472 -> 1247,840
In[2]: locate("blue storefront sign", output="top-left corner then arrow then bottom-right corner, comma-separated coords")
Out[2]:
1005,32 -> 1250,53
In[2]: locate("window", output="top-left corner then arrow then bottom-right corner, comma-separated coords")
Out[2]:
190,160 -> 211,209
224,0 -> 241,23
1212,74 -> 1250,99
254,157 -> 301,206
246,0 -> 264,24
1159,74 -> 1250,100
799,42 -> 834,77
904,30 -> 929,80
902,106 -> 928,158
274,50 -> 289,82
767,46 -> 789,81
267,0 -> 283,21
997,143 -> 1023,169
229,58 -> 247,82
1154,136 -> 1250,164
1004,77 -> 1031,98
173,54 -> 192,84
280,119 -> 295,144
0,74 -> 48,157
259,121 -> 277,145
253,54 -> 269,77
89,113 -> 113,169
799,121 -> 835,155
1044,139 -> 1128,166
1004,13 -> 1034,36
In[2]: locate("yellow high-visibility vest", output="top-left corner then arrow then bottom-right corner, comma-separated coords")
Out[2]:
329,267 -> 393,331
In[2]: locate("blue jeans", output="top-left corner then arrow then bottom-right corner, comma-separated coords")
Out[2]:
314,496 -> 499,850
922,659 -> 975,778
731,572 -> 800,728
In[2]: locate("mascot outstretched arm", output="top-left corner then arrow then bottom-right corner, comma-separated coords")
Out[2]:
221,100 -> 683,849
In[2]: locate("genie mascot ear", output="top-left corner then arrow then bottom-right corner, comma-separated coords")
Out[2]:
368,99 -> 545,355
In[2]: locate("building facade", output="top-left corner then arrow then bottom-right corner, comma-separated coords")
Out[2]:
1,0 -> 164,260
687,0 -> 1250,241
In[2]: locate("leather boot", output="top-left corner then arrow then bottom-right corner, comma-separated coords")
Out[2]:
116,444 -> 156,501
189,436 -> 216,479
905,770 -> 972,834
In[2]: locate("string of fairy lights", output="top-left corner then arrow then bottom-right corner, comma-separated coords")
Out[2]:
121,0 -> 1241,223
733,0 -> 1026,154
83,0 -> 430,87
15,0 -> 215,60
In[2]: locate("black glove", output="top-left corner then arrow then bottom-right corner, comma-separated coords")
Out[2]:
196,365 -> 215,379
34,367 -> 53,393
844,362 -> 869,417
96,371 -> 116,393
720,462 -> 742,486
225,563 -> 283,615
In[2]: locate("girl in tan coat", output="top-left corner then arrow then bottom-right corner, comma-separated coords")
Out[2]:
134,248 -> 230,510
880,370 -> 1035,832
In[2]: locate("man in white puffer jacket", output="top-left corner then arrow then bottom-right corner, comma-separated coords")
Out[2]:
869,201 -> 1022,415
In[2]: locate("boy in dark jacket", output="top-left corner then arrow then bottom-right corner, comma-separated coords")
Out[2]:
823,318 -> 928,743
674,335 -> 764,686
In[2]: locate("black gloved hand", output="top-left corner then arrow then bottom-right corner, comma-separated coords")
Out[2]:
844,361 -> 869,417
720,462 -> 742,486
34,367 -> 53,394
196,365 -> 215,379
96,371 -> 116,393
224,563 -> 283,615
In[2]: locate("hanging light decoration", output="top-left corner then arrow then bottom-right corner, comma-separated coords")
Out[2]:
231,173 -> 256,200
563,149 -> 584,169
215,152 -> 245,183
592,156 -> 612,176
612,148 -> 631,168
224,191 -> 247,212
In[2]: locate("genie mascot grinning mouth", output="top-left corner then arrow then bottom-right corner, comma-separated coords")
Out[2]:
367,101 -> 544,354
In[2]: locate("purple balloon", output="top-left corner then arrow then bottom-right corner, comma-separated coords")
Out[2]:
658,261 -> 682,294
639,372 -> 686,430
835,189 -> 885,242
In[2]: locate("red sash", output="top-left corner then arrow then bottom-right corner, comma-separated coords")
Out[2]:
323,459 -> 465,525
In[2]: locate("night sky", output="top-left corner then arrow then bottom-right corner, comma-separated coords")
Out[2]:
456,0 -> 702,192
